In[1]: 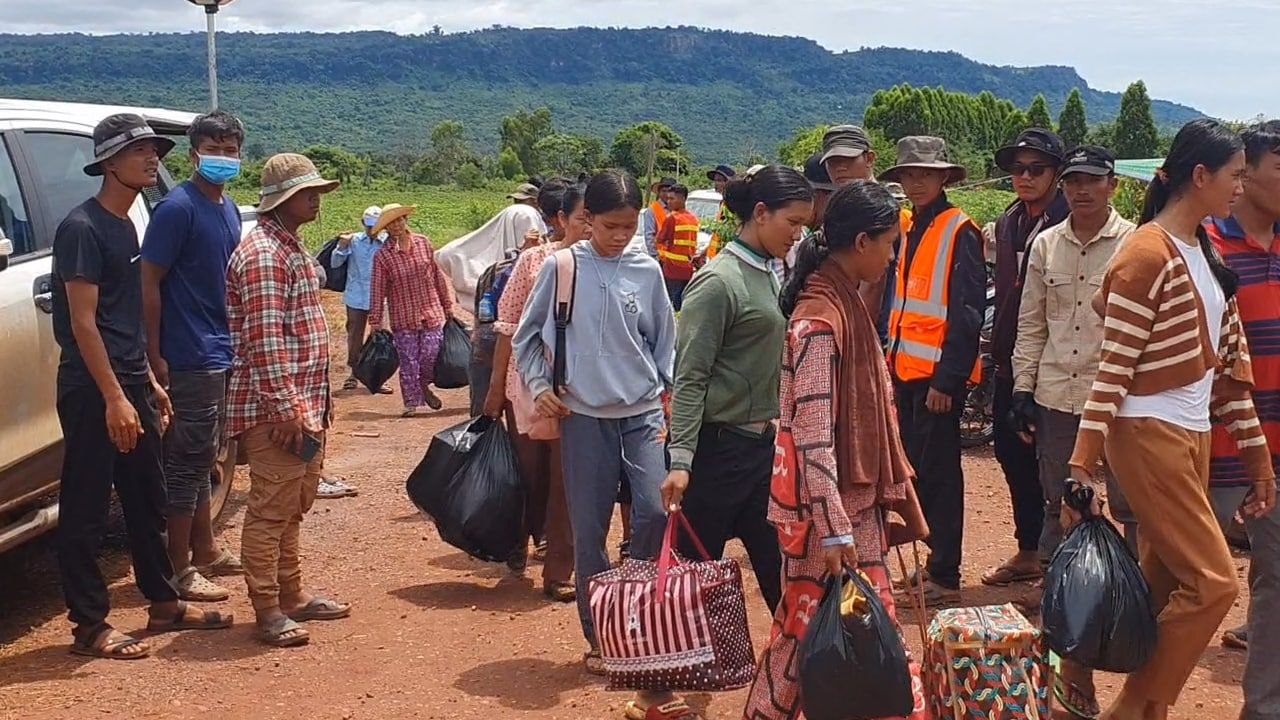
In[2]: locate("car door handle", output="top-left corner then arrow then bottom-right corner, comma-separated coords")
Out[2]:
33,275 -> 54,314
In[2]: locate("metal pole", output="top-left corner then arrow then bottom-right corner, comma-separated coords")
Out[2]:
206,8 -> 218,109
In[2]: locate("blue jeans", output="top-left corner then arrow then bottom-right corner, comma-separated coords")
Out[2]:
560,409 -> 668,645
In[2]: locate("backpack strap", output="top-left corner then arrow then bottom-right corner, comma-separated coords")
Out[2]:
551,247 -> 577,394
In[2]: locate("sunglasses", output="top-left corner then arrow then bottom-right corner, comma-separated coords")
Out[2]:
1010,163 -> 1057,178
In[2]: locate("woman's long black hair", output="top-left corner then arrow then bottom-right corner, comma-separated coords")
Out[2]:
585,170 -> 643,214
1141,118 -> 1242,298
779,180 -> 900,317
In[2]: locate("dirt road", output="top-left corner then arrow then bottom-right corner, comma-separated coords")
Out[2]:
0,300 -> 1252,719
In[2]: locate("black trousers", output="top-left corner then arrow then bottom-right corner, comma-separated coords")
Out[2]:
56,382 -> 178,642
678,425 -> 782,614
895,380 -> 965,589
992,376 -> 1043,554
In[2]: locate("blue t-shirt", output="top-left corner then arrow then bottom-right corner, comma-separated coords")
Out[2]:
140,181 -> 241,372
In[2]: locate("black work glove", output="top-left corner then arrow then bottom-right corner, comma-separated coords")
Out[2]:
1008,391 -> 1041,437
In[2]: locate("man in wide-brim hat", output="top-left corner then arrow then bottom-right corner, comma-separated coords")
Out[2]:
226,152 -> 350,649
880,134 -> 986,608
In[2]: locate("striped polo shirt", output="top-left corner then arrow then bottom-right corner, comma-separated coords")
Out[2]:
1209,216 -> 1280,487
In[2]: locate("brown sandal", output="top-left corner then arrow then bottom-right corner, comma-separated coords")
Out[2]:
70,628 -> 151,660
146,601 -> 234,633
623,700 -> 703,720
543,582 -> 576,603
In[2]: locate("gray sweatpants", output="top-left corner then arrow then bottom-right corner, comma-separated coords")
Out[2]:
1037,408 -> 1138,557
1245,506 -> 1280,720
560,409 -> 668,645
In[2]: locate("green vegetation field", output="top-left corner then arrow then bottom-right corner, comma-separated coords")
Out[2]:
227,183 -> 1017,253
228,184 -> 510,251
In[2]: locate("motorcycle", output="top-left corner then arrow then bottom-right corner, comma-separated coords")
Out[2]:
960,263 -> 996,449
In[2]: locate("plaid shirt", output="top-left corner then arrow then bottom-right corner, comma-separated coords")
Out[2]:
369,233 -> 455,332
225,215 -> 331,436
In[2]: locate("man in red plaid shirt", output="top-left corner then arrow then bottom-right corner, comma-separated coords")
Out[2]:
226,153 -> 352,648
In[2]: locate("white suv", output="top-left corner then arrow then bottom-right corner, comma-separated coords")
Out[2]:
0,98 -> 240,552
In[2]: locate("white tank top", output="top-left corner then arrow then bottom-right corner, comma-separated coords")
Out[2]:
1117,232 -> 1225,432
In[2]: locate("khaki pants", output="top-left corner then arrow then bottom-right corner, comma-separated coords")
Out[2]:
240,425 -> 324,613
1106,417 -> 1238,708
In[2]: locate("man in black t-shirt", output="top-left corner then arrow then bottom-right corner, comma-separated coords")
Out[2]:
51,114 -> 232,660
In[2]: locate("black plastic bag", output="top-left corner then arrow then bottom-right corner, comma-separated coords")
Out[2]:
405,416 -> 525,562
354,329 -> 399,394
406,417 -> 492,523
1043,482 -> 1156,673
434,318 -> 472,389
315,236 -> 348,292
800,571 -> 914,720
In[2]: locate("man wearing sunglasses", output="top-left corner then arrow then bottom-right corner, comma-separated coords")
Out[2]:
983,128 -> 1071,590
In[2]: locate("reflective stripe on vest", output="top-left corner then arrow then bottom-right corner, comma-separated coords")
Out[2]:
659,217 -> 700,269
889,207 -> 981,385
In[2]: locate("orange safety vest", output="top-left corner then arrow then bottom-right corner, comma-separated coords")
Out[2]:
650,201 -> 669,232
707,202 -> 728,259
658,210 -> 700,278
888,207 -> 982,385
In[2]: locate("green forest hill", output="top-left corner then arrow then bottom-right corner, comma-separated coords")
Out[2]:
0,26 -> 1201,162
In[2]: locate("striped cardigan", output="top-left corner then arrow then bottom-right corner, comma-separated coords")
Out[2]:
1069,224 -> 1274,483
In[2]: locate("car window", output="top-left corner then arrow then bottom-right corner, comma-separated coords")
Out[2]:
0,138 -> 34,255
687,199 -> 720,223
22,132 -> 100,233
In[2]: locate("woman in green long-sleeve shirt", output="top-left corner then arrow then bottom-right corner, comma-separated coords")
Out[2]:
660,165 -> 813,613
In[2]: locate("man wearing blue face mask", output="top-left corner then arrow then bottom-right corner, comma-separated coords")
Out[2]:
141,109 -> 246,602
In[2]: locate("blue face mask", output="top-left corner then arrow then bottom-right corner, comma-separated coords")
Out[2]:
196,154 -> 241,185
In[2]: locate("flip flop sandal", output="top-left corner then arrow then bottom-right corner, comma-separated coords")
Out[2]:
894,567 -> 930,591
402,407 -> 421,418
258,616 -> 310,648
174,567 -> 231,602
342,377 -> 359,391
905,581 -> 960,608
377,384 -> 394,394
194,549 -> 244,577
531,541 -> 548,563
583,650 -> 607,677
981,563 -> 1044,587
287,597 -> 352,622
146,601 -> 234,633
1222,626 -> 1249,650
422,390 -> 443,411
1053,676 -> 1101,719
70,630 -> 151,661
543,582 -> 576,603
623,700 -> 704,720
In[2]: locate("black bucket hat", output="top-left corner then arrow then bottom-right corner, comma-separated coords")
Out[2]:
706,164 -> 736,182
83,113 -> 175,177
995,128 -> 1066,173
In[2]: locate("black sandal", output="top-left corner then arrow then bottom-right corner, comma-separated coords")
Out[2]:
70,628 -> 151,660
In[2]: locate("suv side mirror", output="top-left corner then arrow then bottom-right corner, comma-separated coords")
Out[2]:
0,230 -> 12,272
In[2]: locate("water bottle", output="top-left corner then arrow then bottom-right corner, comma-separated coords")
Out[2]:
478,291 -> 495,323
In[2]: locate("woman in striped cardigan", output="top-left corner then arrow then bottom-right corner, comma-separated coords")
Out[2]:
1066,119 -> 1277,720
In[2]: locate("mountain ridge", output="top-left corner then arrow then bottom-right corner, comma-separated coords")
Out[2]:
0,27 -> 1202,161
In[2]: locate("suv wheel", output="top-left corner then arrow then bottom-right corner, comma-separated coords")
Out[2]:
210,437 -> 238,520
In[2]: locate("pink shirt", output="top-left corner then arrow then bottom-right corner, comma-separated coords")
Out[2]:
496,242 -> 558,403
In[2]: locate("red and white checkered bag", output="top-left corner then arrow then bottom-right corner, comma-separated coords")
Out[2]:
587,511 -> 756,692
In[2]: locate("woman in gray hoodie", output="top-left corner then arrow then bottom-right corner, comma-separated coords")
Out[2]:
514,171 -> 691,720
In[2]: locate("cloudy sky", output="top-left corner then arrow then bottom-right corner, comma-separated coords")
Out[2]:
6,0 -> 1276,119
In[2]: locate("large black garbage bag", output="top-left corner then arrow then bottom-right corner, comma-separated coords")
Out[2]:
434,318 -> 472,389
405,417 -> 489,522
315,236 -> 348,292
354,329 -> 400,394
1043,482 -> 1156,673
800,571 -> 914,720
405,416 -> 525,562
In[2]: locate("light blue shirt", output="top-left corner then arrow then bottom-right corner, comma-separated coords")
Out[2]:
330,230 -> 386,311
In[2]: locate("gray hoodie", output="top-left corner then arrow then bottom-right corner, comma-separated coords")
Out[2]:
514,243 -> 676,419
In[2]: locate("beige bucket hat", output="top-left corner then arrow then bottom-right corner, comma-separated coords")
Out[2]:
370,203 -> 417,237
879,136 -> 967,185
257,153 -> 340,213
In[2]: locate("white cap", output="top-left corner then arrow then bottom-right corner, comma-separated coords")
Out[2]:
362,205 -> 382,228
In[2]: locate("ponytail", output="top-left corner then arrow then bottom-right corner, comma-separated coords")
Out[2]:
1141,118 -> 1242,299
779,232 -> 828,317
